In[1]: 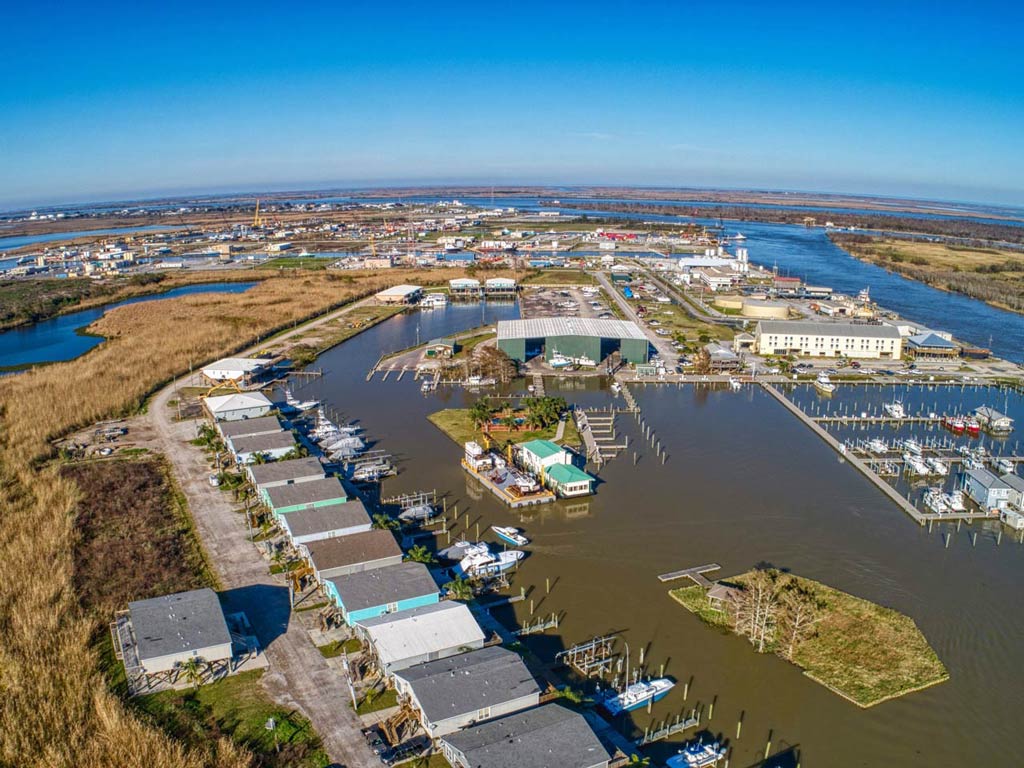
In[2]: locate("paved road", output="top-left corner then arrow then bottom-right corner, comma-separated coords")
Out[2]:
140,300 -> 381,768
594,271 -> 678,361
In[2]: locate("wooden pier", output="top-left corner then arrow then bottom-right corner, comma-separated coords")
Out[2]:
658,563 -> 721,586
636,710 -> 701,746
761,383 -> 930,525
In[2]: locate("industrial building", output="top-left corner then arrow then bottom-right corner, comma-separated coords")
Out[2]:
439,703 -> 609,768
753,320 -> 903,359
357,601 -> 485,675
375,284 -> 423,305
497,318 -> 649,365
393,646 -> 541,738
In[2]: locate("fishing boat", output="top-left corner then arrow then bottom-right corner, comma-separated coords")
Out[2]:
814,372 -> 836,395
666,739 -> 727,768
419,292 -> 448,308
511,471 -> 541,493
923,488 -> 949,514
438,540 -> 488,562
573,355 -> 597,367
965,417 -> 981,437
421,381 -> 431,392
284,386 -> 319,412
454,548 -> 525,577
492,526 -> 529,546
943,415 -> 965,434
600,678 -> 675,716
351,461 -> 393,482
867,438 -> 889,454
883,400 -> 906,419
399,503 -> 437,522
549,351 -> 573,369
926,457 -> 949,476
903,453 -> 930,476
903,438 -> 923,455
944,490 -> 967,512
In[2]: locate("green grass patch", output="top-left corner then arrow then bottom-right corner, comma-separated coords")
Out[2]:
117,447 -> 150,457
428,408 -> 576,447
258,256 -> 333,270
671,572 -> 948,707
133,669 -> 329,767
318,638 -> 363,658
354,687 -> 398,715
521,269 -> 596,285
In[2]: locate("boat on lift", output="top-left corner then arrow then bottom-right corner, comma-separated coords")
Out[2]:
284,386 -> 319,412
600,678 -> 675,716
994,457 -> 1016,475
728,377 -> 743,391
454,548 -> 525,577
491,526 -> 529,546
438,540 -> 489,562
883,400 -> 906,419
867,438 -> 889,454
666,739 -> 728,768
926,457 -> 949,476
903,453 -> 930,476
923,488 -> 949,514
399,503 -> 438,522
903,438 -> 923,455
944,490 -> 967,512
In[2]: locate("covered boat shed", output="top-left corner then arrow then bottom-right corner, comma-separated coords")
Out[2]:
497,318 -> 649,364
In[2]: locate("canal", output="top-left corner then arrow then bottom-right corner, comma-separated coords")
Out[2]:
300,302 -> 1024,768
0,281 -> 256,368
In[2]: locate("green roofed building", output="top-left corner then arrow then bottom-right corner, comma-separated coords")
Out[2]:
546,463 -> 594,497
497,318 -> 649,365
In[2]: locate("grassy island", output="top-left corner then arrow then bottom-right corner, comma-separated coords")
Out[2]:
428,396 -> 580,448
671,569 -> 948,707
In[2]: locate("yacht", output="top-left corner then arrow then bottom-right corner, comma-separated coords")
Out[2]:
420,292 -> 448,308
284,386 -> 319,412
666,740 -> 727,768
903,438 -> 923,455
883,400 -> 906,419
926,457 -> 949,476
491,526 -> 529,546
814,372 -> 836,394
867,438 -> 889,454
454,548 -> 525,577
600,678 -> 675,716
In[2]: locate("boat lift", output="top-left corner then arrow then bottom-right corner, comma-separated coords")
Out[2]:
556,634 -> 619,677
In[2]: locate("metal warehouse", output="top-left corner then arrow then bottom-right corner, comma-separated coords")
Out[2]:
496,318 -> 650,364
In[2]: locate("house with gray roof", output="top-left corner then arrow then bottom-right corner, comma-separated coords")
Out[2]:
123,588 -> 233,675
279,499 -> 372,545
218,415 -> 284,441
964,467 -> 1012,510
325,561 -> 439,625
229,430 -> 297,464
301,529 -> 404,581
393,646 -> 540,738
264,476 -> 348,516
247,456 -> 325,491
439,703 -> 609,768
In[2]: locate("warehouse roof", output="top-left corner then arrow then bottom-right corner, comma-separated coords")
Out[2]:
497,318 -> 646,341
358,602 -> 484,665
485,277 -> 516,286
201,357 -> 273,377
442,703 -> 609,768
280,500 -> 371,538
129,588 -> 232,662
395,646 -> 539,724
328,562 -> 438,612
229,431 -> 295,456
265,477 -> 347,509
304,529 -> 402,570
204,392 -> 273,414
755,320 -> 902,339
376,284 -> 422,298
219,415 -> 283,440
248,456 -> 325,486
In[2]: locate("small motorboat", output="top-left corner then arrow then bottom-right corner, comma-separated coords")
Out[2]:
492,526 -> 529,546
399,503 -> 438,522
867,438 -> 889,454
666,739 -> 727,767
600,678 -> 675,715
883,401 -> 906,419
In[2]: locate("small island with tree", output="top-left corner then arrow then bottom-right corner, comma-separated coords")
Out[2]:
671,568 -> 949,707
428,395 -> 580,448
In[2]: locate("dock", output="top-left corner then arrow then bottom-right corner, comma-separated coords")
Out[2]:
761,383 -> 930,525
460,459 -> 557,508
658,563 -> 721,586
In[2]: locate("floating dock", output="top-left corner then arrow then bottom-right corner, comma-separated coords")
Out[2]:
461,459 -> 557,508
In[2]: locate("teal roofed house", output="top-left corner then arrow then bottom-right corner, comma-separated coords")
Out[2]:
324,562 -> 439,625
546,463 -> 594,498
264,476 -> 348,517
517,439 -> 569,474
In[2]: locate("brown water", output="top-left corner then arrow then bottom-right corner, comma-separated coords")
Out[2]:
304,306 -> 1024,767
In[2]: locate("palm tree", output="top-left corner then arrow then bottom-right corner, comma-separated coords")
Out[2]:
626,753 -> 651,766
443,576 -> 474,601
405,545 -> 436,564
252,452 -> 269,465
372,513 -> 399,531
469,398 -> 493,429
178,657 -> 205,690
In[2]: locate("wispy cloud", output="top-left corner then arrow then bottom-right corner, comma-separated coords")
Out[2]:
571,130 -> 616,141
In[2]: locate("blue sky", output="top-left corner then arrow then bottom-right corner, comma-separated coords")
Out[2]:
1,1 -> 1022,208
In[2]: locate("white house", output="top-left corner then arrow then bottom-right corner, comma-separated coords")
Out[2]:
203,392 -> 273,422
201,357 -> 273,384
357,601 -> 485,675
122,588 -> 233,675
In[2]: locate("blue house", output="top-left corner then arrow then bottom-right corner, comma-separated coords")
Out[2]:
325,562 -> 439,625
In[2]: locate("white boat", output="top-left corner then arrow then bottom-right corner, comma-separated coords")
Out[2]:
600,678 -> 675,715
728,377 -> 742,391
903,438 -> 923,455
903,453 -> 929,476
883,401 -> 906,419
926,457 -> 949,476
573,355 -> 597,367
867,438 -> 889,454
420,292 -> 448,308
421,381 -> 432,392
994,457 -> 1015,475
610,381 -> 622,395
667,740 -> 727,768
549,352 -> 573,369
492,526 -> 529,546
454,548 -> 525,577
399,503 -> 437,522
512,471 -> 540,493
923,488 -> 949,514
944,491 -> 967,512
351,462 -> 393,482
284,386 -> 319,412
438,540 -> 488,562
814,372 -> 836,394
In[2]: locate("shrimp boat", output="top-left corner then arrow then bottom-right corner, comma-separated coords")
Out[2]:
867,438 -> 889,454
454,548 -> 525,577
814,372 -> 836,395
491,526 -> 529,546
883,400 -> 906,419
965,417 -> 981,437
943,415 -> 965,434
284,386 -> 319,412
666,739 -> 727,768
926,457 -> 949,476
600,678 -> 675,715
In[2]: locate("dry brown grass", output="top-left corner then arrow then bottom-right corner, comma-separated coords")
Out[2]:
0,268 -> 479,767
